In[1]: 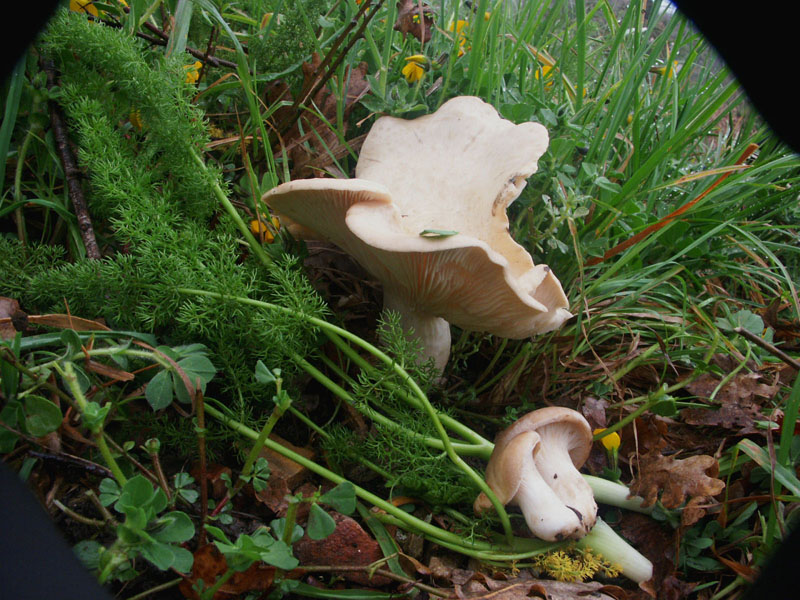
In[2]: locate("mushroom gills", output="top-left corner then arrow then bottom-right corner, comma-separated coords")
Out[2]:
486,431 -> 585,541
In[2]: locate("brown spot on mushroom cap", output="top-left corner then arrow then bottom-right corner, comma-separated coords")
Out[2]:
493,407 -> 593,469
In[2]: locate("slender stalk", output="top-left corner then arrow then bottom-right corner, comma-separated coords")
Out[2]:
57,361 -> 127,485
176,287 -> 512,541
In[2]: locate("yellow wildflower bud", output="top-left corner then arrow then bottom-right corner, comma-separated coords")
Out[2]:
534,65 -> 555,89
250,215 -> 281,244
70,0 -> 99,17
129,109 -> 144,131
184,61 -> 203,85
593,428 -> 621,452
650,60 -> 678,78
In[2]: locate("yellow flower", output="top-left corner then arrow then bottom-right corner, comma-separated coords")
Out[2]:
447,19 -> 470,56
129,109 -> 144,131
593,428 -> 621,452
650,60 -> 678,78
184,61 -> 203,85
402,55 -> 428,84
250,215 -> 281,243
70,0 -> 99,17
534,64 -> 555,89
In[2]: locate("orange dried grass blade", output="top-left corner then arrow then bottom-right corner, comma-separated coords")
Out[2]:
586,143 -> 759,267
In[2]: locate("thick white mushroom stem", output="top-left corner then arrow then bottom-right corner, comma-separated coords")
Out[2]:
510,433 -> 585,541
383,291 -> 451,372
533,437 -> 598,536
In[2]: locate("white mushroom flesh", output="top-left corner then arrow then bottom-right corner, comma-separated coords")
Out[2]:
509,432 -> 585,541
532,425 -> 598,535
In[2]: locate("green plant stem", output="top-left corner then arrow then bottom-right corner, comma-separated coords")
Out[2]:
321,329 -> 492,448
213,385 -> 289,516
474,342 -> 531,395
190,148 -> 272,267
203,400 -> 651,579
200,567 -> 236,600
203,401 -> 503,553
295,350 -> 488,457
13,125 -> 38,246
57,361 -> 128,485
125,578 -> 182,600
176,287 -> 512,542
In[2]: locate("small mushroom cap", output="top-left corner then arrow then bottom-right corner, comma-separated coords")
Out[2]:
483,429 -> 543,505
493,407 -> 593,469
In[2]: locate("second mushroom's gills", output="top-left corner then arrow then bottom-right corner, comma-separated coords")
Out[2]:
483,431 -> 585,541
264,96 -> 572,372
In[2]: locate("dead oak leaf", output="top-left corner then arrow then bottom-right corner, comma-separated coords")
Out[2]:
629,451 -> 725,509
394,0 -> 434,42
682,371 -> 778,434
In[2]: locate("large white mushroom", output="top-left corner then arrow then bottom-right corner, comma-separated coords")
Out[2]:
264,96 -> 572,371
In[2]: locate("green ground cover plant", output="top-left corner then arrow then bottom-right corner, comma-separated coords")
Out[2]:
1,1 -> 799,598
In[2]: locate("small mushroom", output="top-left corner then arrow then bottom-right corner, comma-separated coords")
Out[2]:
473,430 -> 584,541
264,96 -> 571,371
475,407 -> 597,540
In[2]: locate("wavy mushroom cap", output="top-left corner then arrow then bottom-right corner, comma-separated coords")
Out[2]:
264,97 -> 571,346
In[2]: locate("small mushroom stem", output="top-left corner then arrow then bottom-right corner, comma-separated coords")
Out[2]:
509,433 -> 584,541
383,291 -> 451,371
576,518 -> 653,584
533,442 -> 598,535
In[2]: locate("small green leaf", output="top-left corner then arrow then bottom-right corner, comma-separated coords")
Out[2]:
255,360 -> 277,385
99,478 -> 121,506
270,518 -> 304,544
74,540 -> 104,570
0,401 -> 23,453
24,395 -> 63,437
140,541 -> 177,571
650,397 -> 678,417
152,511 -> 195,543
307,503 -> 336,540
177,355 -> 216,385
171,546 -> 194,573
258,538 -> 299,570
419,229 -> 459,238
60,329 -> 83,354
146,370 -> 173,410
319,482 -> 356,515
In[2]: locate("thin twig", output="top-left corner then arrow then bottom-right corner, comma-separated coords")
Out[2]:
40,59 -> 102,260
733,327 -> 800,370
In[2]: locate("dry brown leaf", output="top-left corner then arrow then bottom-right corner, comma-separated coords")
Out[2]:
681,371 -> 778,434
281,54 -> 370,178
28,314 -> 110,331
455,573 -> 619,600
293,512 -> 391,586
0,296 -> 27,339
393,0 -> 434,42
629,451 -> 725,509
178,544 -> 275,599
